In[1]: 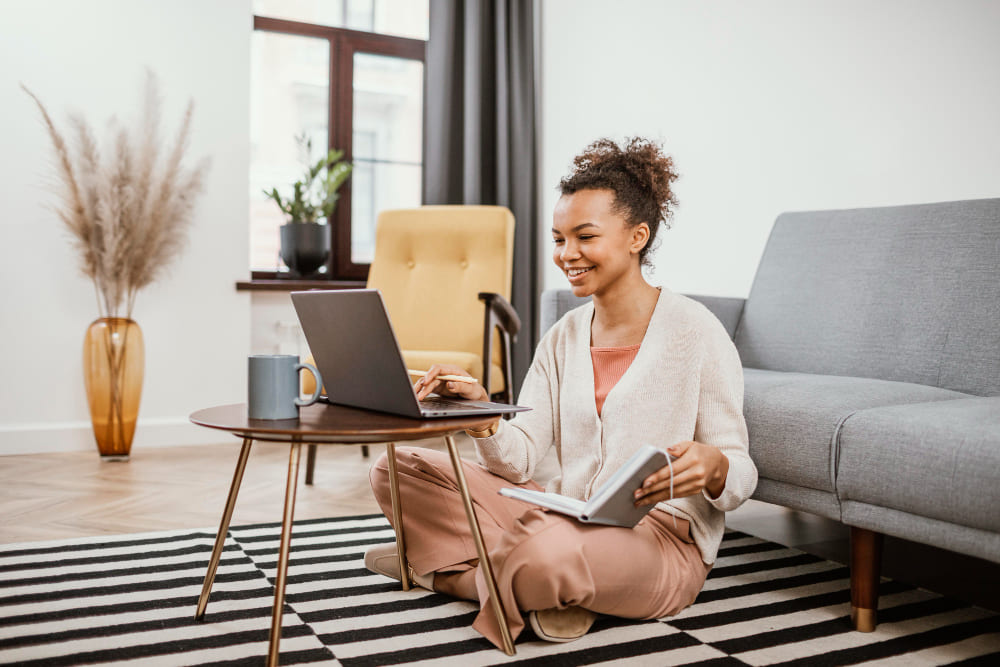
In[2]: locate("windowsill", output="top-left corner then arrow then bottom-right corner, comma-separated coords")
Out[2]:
236,279 -> 366,292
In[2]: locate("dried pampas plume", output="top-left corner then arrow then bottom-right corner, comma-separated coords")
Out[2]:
22,70 -> 209,319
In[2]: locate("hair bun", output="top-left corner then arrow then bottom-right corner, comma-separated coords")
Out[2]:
559,137 -> 679,267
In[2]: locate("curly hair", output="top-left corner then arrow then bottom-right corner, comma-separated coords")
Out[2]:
558,137 -> 679,267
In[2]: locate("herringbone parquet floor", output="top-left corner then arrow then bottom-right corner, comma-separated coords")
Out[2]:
0,436 -> 472,544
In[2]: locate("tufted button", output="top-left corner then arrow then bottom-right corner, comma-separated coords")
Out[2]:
407,260 -> 416,269
460,258 -> 469,269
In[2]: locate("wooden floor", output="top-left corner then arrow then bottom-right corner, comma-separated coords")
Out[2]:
0,437 -> 451,544
2,438 -> 998,614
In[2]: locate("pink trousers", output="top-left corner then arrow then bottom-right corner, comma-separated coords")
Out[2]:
369,446 -> 709,648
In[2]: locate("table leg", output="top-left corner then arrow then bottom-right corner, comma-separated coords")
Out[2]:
195,437 -> 253,620
385,442 -> 411,590
267,441 -> 302,667
304,444 -> 316,485
444,435 -> 516,656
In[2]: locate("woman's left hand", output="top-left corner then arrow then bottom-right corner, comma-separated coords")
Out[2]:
633,441 -> 729,506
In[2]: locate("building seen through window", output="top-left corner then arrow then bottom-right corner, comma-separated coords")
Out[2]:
249,0 -> 427,279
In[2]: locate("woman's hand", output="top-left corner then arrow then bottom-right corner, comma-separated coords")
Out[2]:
414,364 -> 490,402
633,441 -> 730,507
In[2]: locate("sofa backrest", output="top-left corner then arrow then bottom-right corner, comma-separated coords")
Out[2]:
734,198 -> 1000,396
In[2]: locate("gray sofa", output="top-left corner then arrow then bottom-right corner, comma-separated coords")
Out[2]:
540,197 -> 1000,631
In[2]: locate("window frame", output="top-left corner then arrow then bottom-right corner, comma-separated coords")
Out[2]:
251,15 -> 426,282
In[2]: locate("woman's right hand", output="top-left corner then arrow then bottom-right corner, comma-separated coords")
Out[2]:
414,364 -> 490,402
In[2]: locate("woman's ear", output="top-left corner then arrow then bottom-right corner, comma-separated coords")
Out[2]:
630,222 -> 651,255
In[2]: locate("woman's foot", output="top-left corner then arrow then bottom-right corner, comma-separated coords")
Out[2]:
528,606 -> 598,642
363,542 -> 435,590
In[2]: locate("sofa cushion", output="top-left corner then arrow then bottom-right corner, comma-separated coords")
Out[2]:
744,368 -> 969,493
734,198 -> 1000,396
837,397 -> 1000,534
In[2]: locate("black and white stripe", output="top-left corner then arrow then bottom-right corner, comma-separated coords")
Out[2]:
1,518 -> 997,665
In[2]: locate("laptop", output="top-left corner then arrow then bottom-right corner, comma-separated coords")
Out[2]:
290,289 -> 530,419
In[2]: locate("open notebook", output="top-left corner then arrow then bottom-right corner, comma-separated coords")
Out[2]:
499,445 -> 675,528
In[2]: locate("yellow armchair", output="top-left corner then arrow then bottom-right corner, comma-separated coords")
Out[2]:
302,205 -> 520,480
301,205 -> 519,397
368,205 -> 519,399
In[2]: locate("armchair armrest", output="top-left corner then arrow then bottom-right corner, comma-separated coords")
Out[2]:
478,292 -> 521,338
478,292 -> 520,403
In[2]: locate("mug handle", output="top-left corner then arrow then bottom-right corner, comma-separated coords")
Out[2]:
295,362 -> 323,407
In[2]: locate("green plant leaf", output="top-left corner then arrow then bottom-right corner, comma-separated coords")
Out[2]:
269,137 -> 353,223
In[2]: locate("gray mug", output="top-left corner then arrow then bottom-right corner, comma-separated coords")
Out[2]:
248,354 -> 323,420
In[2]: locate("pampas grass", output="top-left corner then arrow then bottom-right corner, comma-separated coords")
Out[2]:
22,70 -> 209,319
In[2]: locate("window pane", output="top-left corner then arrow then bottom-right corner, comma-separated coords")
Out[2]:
351,162 -> 422,264
351,53 -> 424,265
353,54 -> 424,163
253,0 -> 429,40
249,31 -> 330,272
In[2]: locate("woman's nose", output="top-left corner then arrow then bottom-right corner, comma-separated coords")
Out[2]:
560,240 -> 580,261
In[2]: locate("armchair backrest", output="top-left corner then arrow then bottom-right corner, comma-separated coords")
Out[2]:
366,206 -> 515,377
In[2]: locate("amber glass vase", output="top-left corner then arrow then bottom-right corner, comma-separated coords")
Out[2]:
83,317 -> 144,460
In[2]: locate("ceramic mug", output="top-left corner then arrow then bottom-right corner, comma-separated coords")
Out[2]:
248,354 -> 322,420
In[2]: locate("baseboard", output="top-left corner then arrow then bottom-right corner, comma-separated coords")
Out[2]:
0,417 -> 234,456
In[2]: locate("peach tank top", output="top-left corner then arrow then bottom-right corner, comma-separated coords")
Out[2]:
591,344 -> 640,416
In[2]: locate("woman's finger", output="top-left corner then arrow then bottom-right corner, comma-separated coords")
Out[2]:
635,481 -> 706,506
416,380 -> 437,400
635,461 -> 707,504
413,364 -> 486,401
667,440 -> 693,459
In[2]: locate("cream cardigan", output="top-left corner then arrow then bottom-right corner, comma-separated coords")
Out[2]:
473,287 -> 758,564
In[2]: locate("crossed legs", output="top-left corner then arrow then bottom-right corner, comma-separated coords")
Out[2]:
370,446 -> 707,648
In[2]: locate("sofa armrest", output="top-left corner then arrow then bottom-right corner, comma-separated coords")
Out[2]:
539,289 -> 591,336
685,294 -> 746,340
539,288 -> 745,340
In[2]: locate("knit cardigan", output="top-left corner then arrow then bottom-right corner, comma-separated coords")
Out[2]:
474,287 -> 758,564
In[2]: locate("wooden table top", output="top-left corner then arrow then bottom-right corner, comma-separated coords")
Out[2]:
190,403 -> 497,444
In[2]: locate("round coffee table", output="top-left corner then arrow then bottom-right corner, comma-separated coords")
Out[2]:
189,402 -> 514,665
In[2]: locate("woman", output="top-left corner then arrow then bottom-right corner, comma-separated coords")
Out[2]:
365,137 -> 758,647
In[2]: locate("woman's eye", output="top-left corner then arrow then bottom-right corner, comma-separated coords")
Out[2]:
579,235 -> 594,241
553,238 -> 565,245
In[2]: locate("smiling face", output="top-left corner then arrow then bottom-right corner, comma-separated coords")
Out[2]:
551,188 -> 650,298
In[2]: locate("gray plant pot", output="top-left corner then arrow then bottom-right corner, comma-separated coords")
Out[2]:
280,222 -> 330,277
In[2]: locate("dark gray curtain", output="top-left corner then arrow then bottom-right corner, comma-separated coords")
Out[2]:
424,0 -> 538,396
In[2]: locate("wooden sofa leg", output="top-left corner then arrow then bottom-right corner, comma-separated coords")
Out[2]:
850,526 -> 883,632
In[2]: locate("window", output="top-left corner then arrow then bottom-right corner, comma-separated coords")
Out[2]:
250,0 -> 427,281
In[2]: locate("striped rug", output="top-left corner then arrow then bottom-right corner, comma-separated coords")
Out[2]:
1,514 -> 998,666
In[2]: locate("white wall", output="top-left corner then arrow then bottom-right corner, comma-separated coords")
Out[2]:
4,0 -> 999,455
539,0 -> 1000,297
250,293 -> 310,359
0,0 -> 252,455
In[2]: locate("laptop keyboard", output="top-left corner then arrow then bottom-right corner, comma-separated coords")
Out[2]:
418,396 -> 466,410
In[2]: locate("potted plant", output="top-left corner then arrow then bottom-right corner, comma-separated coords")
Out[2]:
264,135 -> 353,277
